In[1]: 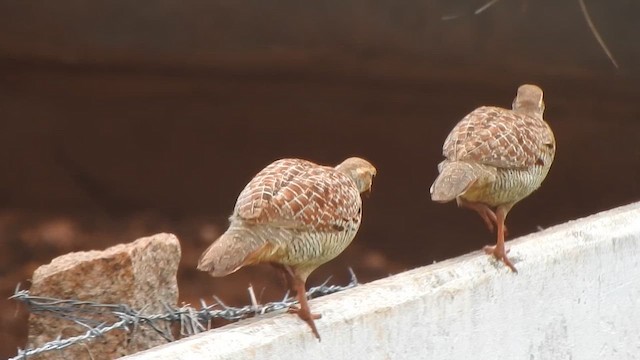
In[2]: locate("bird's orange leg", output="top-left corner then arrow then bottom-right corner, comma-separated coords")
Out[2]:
456,197 -> 508,236
282,266 -> 322,340
483,205 -> 517,273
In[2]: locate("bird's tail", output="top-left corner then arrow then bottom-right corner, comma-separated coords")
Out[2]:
430,161 -> 479,203
197,225 -> 271,277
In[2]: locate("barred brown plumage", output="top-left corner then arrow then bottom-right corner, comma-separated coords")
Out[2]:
430,84 -> 556,272
197,157 -> 376,339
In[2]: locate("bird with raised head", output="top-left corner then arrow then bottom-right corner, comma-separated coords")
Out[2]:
430,84 -> 556,272
198,157 -> 376,339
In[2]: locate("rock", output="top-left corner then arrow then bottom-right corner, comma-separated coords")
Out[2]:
26,233 -> 181,360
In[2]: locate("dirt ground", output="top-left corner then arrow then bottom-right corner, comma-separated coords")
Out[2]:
1,2 -> 640,358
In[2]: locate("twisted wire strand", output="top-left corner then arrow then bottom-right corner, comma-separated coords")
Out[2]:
9,269 -> 358,360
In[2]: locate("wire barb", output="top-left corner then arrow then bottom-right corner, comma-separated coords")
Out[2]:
578,0 -> 619,69
475,0 -> 502,15
9,270 -> 358,360
441,0 -> 619,69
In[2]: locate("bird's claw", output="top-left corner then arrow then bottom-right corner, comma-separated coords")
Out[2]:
483,245 -> 518,273
288,306 -> 322,340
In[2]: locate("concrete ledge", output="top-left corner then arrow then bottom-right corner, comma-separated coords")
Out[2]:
124,202 -> 640,360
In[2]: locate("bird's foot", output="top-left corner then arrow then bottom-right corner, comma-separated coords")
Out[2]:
287,306 -> 322,319
483,245 -> 518,273
288,306 -> 322,340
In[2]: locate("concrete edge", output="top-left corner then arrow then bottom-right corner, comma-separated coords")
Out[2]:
123,201 -> 640,359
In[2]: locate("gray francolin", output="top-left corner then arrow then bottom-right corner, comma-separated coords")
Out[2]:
430,84 -> 556,272
198,157 -> 376,339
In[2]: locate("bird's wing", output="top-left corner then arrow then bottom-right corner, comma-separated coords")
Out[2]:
233,159 -> 362,232
442,106 -> 554,169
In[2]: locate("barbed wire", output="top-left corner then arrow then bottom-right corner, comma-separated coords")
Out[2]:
9,269 -> 358,360
440,0 -> 619,69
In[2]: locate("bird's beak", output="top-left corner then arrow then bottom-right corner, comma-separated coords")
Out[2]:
363,184 -> 373,198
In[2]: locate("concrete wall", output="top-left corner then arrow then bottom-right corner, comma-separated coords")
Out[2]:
124,201 -> 640,360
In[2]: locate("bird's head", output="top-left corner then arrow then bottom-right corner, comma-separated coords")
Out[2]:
512,84 -> 545,118
335,157 -> 377,194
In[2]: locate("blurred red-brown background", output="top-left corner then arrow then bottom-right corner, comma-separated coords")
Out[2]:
1,0 -> 639,357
